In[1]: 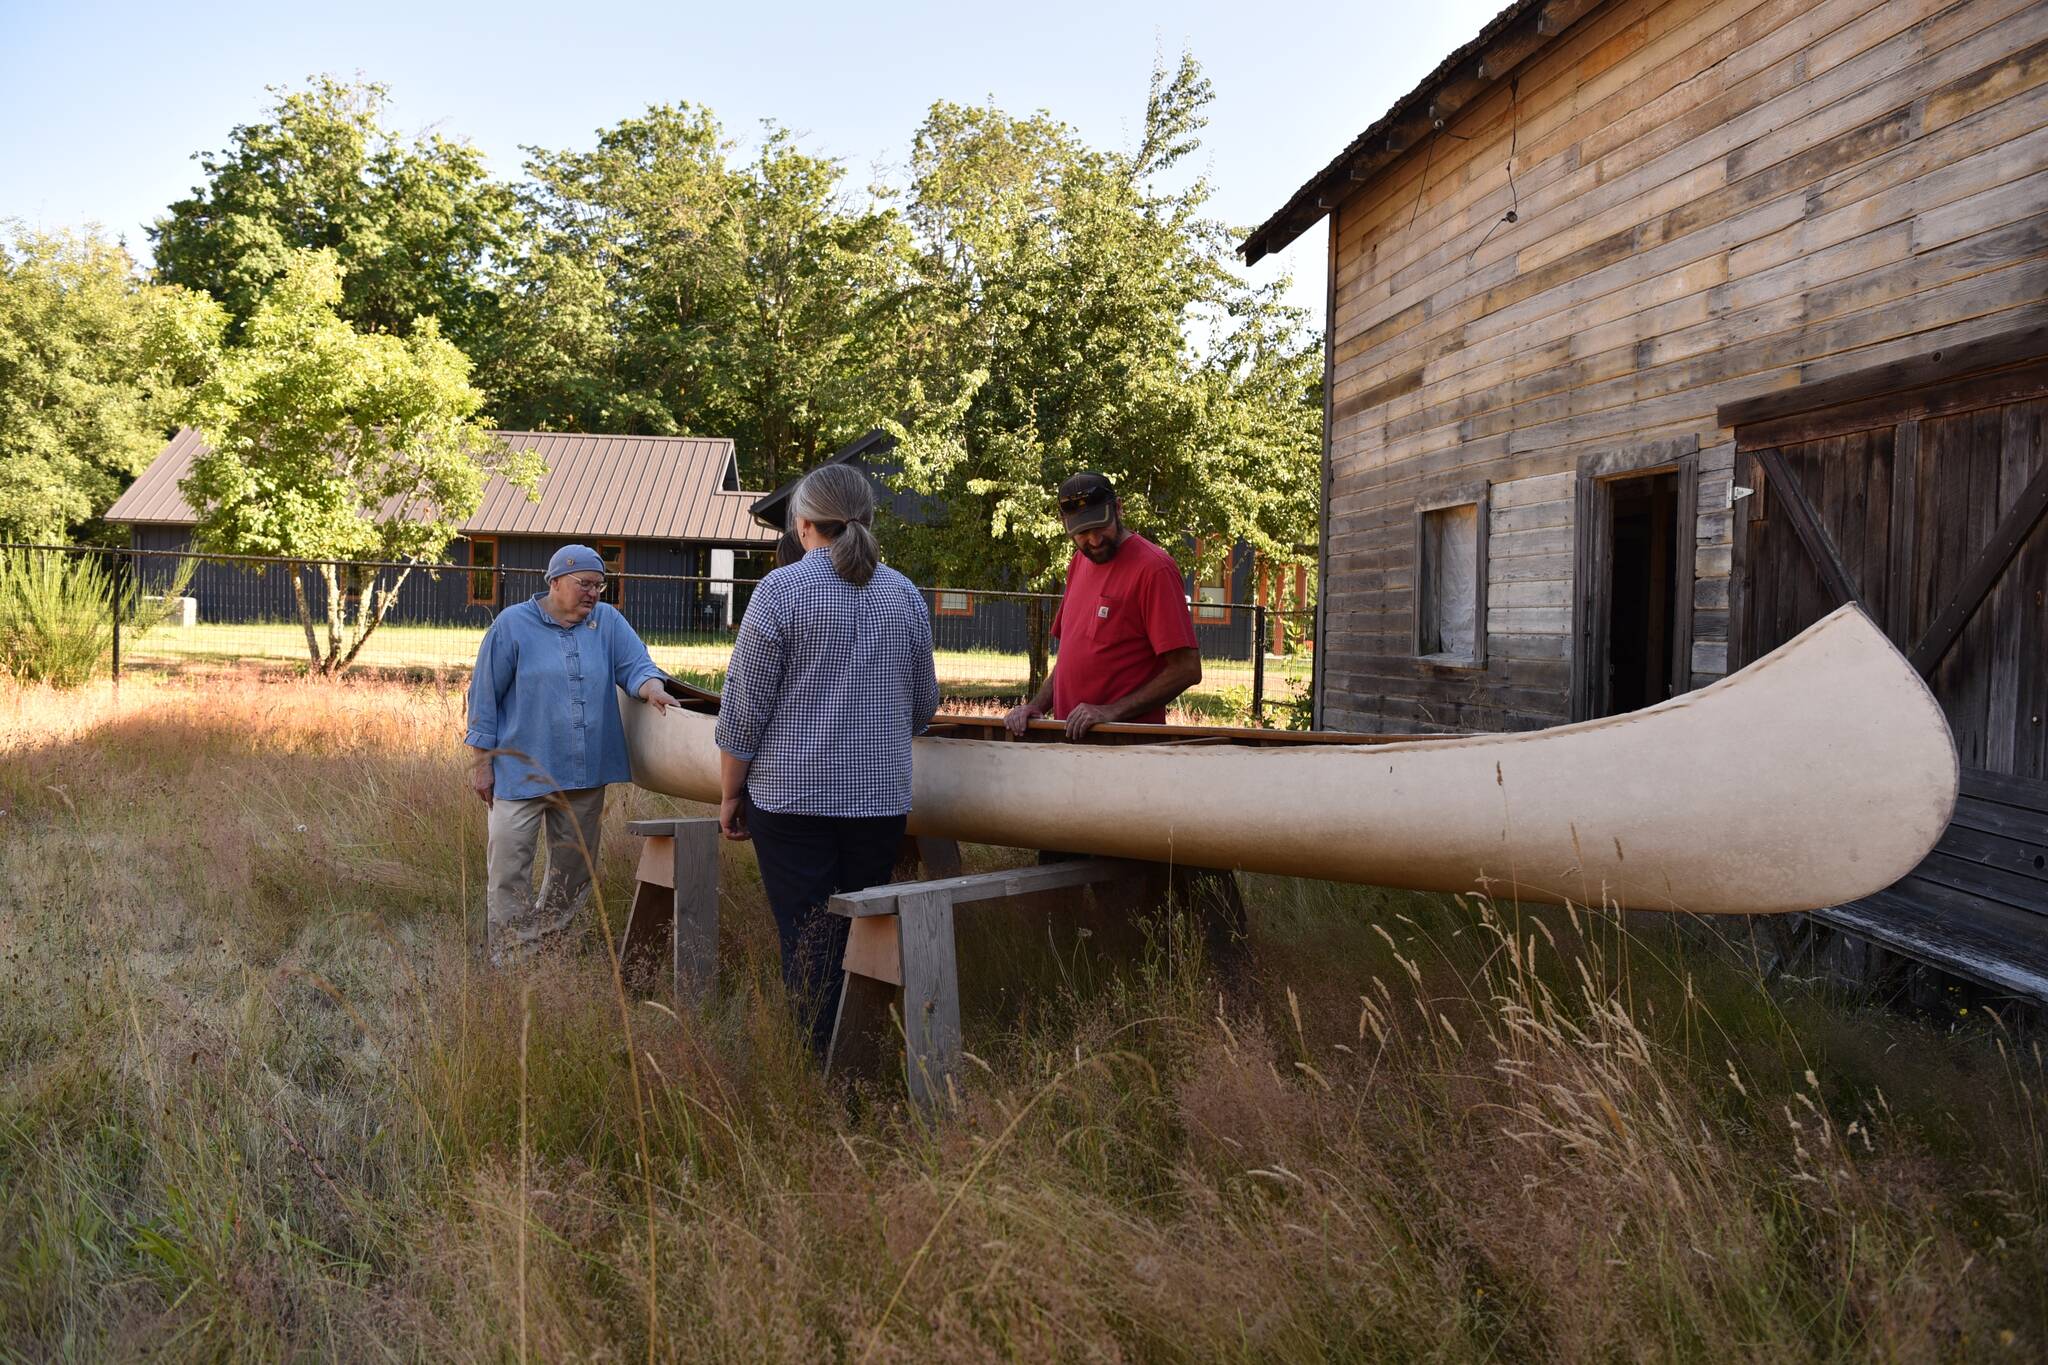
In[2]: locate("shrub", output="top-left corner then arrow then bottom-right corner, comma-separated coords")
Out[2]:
0,548 -> 194,688
0,548 -> 112,687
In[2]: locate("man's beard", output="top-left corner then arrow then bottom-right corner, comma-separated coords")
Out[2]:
1079,524 -> 1123,564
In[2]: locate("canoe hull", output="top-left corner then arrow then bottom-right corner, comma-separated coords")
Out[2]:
623,605 -> 1958,915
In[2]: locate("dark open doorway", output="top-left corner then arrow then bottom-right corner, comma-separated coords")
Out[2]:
1574,454 -> 1696,722
1605,471 -> 1680,715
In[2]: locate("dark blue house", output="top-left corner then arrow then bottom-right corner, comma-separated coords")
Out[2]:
749,429 -> 1288,661
106,427 -> 780,638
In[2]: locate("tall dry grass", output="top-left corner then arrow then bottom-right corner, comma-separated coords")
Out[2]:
2,674 -> 2043,1361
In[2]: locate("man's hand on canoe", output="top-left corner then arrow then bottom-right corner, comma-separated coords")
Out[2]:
1063,703 -> 1113,740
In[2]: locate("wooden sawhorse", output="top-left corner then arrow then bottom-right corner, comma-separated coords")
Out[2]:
614,822 -> 965,1008
620,817 -> 721,1005
824,854 -> 1242,1110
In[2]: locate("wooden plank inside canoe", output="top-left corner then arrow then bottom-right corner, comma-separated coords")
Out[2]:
925,713 -> 1465,747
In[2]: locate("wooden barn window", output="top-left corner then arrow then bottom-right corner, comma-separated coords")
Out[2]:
1413,485 -> 1489,666
596,541 -> 625,605
933,589 -> 974,617
467,537 -> 498,605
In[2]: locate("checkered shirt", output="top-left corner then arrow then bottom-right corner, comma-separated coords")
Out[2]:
715,549 -> 940,816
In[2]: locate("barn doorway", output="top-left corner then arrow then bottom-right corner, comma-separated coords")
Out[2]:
1573,451 -> 1697,722
1604,471 -> 1681,714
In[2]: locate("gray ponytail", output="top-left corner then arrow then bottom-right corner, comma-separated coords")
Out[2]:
791,463 -> 881,586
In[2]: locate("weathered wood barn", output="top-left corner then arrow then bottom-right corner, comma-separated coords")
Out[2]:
1244,0 -> 2048,995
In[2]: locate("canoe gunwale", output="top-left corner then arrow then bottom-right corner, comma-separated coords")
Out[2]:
628,604 -> 1962,916
653,676 -> 1461,749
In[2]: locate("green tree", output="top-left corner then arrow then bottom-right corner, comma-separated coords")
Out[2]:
887,55 -> 1322,687
485,107 -> 912,487
482,104 -> 735,438
183,249 -> 541,675
151,77 -> 518,355
0,226 -> 225,544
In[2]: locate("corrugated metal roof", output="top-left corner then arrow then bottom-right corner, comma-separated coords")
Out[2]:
105,428 -> 779,546
103,426 -> 210,525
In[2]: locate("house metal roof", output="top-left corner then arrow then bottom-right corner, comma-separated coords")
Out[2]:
1239,0 -> 1599,265
105,428 -> 778,546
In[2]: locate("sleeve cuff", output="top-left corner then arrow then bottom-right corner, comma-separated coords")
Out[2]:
464,730 -> 496,750
716,742 -> 757,761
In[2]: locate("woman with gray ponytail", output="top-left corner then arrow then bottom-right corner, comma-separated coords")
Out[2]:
714,462 -> 940,1056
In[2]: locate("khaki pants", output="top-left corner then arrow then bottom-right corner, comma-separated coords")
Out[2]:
486,786 -> 607,965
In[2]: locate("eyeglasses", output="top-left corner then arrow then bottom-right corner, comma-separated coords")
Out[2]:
1058,494 -> 1103,515
565,575 -> 607,595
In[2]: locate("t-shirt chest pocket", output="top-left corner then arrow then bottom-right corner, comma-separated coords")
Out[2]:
1088,591 -> 1138,644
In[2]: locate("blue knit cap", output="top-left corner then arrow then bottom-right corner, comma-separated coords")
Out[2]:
546,544 -> 606,580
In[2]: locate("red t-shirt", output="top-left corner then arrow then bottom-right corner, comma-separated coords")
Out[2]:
1049,534 -> 1199,724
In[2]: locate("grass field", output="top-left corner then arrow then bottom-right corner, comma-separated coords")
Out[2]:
2,674 -> 2044,1360
119,620 -> 1312,718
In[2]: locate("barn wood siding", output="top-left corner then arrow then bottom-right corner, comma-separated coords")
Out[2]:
1320,0 -> 2048,733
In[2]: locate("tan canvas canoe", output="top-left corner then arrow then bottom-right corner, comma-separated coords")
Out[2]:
622,603 -> 1958,914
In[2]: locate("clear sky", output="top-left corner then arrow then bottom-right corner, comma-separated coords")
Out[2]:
0,0 -> 1506,321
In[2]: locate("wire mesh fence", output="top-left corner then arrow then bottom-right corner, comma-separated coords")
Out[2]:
2,543 -> 1315,722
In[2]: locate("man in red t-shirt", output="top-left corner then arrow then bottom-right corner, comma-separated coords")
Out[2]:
1005,472 -> 1202,739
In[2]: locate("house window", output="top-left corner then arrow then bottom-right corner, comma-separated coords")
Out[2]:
1414,490 -> 1488,665
595,541 -> 625,605
1194,540 -> 1231,624
933,589 -> 974,617
467,537 -> 498,606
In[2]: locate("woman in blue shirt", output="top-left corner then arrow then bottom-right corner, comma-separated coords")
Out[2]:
715,464 -> 940,1056
465,544 -> 674,966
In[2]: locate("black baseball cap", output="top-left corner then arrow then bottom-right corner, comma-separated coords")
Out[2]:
1056,472 -> 1117,532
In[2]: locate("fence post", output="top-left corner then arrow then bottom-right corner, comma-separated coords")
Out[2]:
1251,604 -> 1267,724
109,549 -> 123,691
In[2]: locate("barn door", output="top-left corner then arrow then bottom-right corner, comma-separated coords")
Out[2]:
1725,358 -> 2048,998
1733,404 -> 2048,777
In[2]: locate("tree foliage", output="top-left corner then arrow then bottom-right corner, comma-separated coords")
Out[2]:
0,226 -> 225,544
151,77 -> 519,356
482,106 -> 912,487
26,58 -> 1322,675
883,55 -> 1322,680
183,249 -> 540,674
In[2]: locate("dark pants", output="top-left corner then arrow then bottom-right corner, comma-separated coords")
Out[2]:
744,793 -> 907,1057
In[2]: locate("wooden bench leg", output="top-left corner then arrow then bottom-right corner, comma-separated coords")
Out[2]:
826,971 -> 898,1081
897,887 -> 962,1112
915,836 -> 963,878
621,839 -> 678,994
893,834 -> 964,880
621,818 -> 720,1006
827,914 -> 902,1081
1167,866 -> 1249,958
671,820 -> 719,1007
